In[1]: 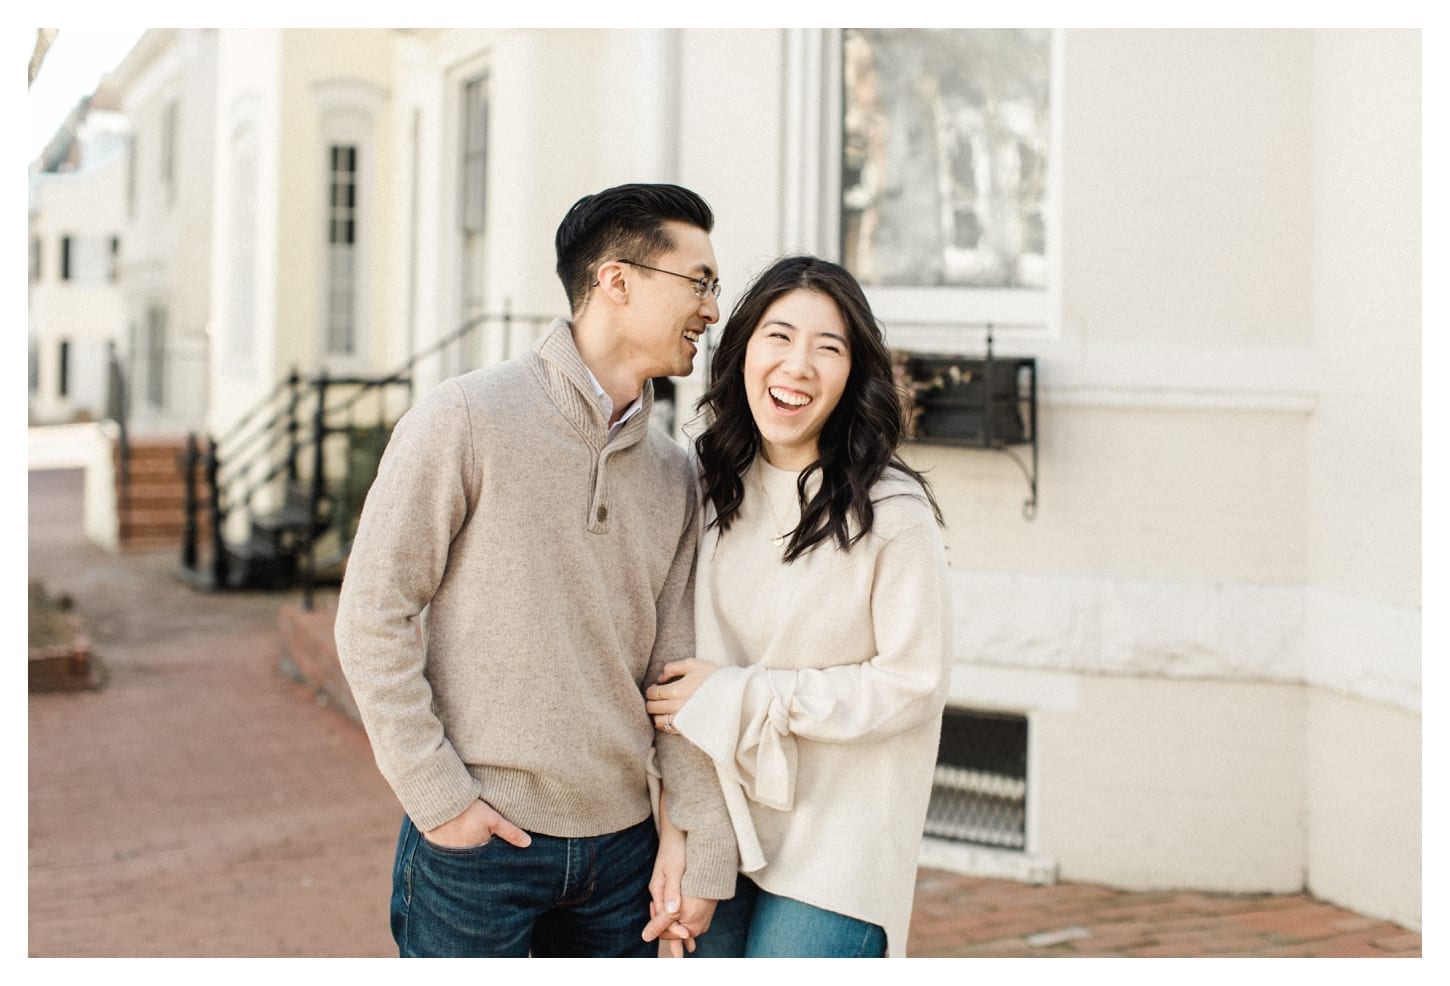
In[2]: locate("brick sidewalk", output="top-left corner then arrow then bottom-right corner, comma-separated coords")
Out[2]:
27,467 -> 1424,959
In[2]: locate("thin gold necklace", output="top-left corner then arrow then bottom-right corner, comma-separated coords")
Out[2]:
755,460 -> 795,546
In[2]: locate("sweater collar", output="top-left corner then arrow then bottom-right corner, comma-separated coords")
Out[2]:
534,318 -> 654,449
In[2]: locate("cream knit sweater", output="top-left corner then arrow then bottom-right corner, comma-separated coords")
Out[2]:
335,320 -> 737,898
672,456 -> 952,955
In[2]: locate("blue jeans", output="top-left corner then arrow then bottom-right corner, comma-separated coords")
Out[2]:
690,873 -> 887,958
390,814 -> 659,957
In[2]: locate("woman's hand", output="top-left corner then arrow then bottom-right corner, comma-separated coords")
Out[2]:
645,659 -> 721,734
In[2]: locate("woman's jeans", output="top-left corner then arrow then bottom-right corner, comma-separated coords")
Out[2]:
691,872 -> 887,958
390,814 -> 659,957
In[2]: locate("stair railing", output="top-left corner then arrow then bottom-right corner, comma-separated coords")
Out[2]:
180,310 -> 553,601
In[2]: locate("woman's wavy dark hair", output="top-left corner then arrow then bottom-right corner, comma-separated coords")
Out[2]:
694,255 -> 942,561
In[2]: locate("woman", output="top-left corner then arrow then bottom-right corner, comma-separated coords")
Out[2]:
644,256 -> 953,958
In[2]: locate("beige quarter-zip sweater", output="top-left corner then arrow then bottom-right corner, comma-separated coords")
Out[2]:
334,319 -> 737,898
672,456 -> 953,954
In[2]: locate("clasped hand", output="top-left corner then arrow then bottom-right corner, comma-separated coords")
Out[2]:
645,658 -> 720,734
640,792 -> 718,957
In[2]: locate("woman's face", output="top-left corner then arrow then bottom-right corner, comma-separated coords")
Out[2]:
741,288 -> 853,470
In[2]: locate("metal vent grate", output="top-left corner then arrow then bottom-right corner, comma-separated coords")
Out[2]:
925,708 -> 1028,850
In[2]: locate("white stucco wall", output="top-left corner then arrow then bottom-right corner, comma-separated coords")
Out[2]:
1032,675 -> 1308,894
1304,689 -> 1420,930
917,29 -> 1416,928
1301,29 -> 1421,928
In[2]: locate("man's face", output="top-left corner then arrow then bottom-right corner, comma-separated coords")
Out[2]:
619,221 -> 721,379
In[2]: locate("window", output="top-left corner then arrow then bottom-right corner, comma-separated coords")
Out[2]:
925,708 -> 1028,850
108,237 -> 120,282
58,341 -> 71,398
30,236 -> 41,282
126,133 -> 137,218
460,74 -> 489,240
145,305 -> 167,408
326,144 -> 359,357
60,236 -> 73,281
458,72 -> 490,372
312,77 -> 385,368
161,99 -> 178,207
838,28 -> 1060,334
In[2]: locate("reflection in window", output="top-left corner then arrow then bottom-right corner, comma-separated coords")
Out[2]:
842,28 -> 1051,291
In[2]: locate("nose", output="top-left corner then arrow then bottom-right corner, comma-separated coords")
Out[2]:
781,341 -> 815,378
700,291 -> 720,324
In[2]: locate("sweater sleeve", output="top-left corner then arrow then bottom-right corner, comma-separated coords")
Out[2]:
646,484 -> 741,900
674,516 -> 952,812
333,382 -> 483,831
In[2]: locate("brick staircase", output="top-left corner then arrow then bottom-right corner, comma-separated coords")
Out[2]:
116,437 -> 209,551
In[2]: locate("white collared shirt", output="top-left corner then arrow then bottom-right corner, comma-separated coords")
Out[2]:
582,365 -> 643,438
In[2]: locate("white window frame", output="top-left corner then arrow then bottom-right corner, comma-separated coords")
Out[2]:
455,69 -> 491,375
438,49 -> 492,378
312,77 -> 387,374
785,28 -> 1065,354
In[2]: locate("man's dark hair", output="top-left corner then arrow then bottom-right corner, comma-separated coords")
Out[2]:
554,183 -> 715,314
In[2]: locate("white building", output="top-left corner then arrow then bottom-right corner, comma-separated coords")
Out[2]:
189,27 -> 1421,931
105,28 -> 220,438
28,95 -> 128,425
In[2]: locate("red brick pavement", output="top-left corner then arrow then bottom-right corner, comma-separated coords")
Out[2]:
27,467 -> 1426,961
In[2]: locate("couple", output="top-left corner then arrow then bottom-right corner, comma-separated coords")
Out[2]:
334,183 -> 953,959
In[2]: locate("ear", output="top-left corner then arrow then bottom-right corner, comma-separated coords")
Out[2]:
593,260 -> 630,304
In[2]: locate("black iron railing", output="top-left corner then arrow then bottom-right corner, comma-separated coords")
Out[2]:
179,310 -> 555,606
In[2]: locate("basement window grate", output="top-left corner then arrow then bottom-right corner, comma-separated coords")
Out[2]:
924,708 -> 1028,850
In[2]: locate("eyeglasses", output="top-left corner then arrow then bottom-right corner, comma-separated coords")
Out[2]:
616,259 -> 721,300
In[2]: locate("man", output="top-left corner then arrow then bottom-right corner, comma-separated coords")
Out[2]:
335,183 -> 737,957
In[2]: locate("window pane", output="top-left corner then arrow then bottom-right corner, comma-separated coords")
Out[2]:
460,74 -> 488,234
842,28 -> 1052,290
